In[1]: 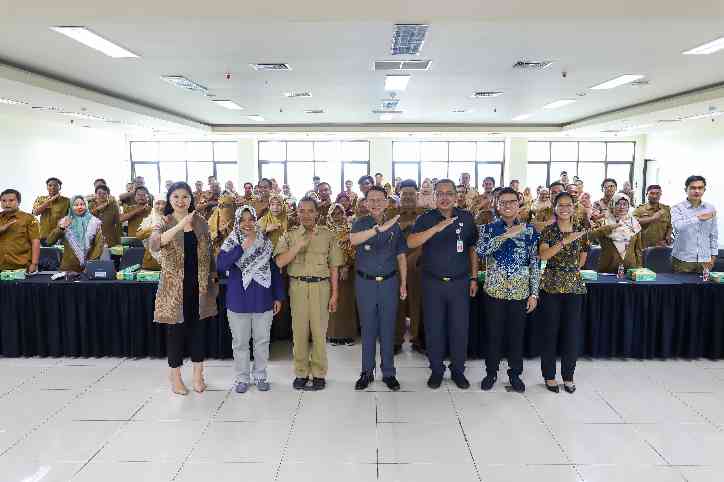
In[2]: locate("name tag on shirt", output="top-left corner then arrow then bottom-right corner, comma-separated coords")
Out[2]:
457,239 -> 464,253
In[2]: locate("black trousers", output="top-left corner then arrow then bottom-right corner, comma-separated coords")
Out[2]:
167,274 -> 204,368
422,276 -> 469,376
540,291 -> 583,381
485,297 -> 526,377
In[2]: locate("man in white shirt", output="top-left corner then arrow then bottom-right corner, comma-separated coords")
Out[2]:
670,175 -> 718,273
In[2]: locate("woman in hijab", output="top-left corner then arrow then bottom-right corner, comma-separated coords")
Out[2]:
336,192 -> 354,218
208,194 -> 236,257
47,195 -> 104,272
217,205 -> 285,393
589,193 -> 644,273
326,203 -> 358,345
417,178 -> 435,209
257,194 -> 289,249
137,198 -> 166,271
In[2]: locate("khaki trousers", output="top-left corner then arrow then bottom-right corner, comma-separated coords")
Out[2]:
672,257 -> 706,274
290,279 -> 330,378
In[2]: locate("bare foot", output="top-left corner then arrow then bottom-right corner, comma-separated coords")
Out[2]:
193,377 -> 207,393
169,372 -> 189,396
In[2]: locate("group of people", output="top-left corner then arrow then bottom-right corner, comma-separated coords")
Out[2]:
0,169 -> 717,396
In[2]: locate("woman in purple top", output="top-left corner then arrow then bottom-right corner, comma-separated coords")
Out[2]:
217,205 -> 285,393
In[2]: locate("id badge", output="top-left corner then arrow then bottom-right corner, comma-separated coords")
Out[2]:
456,239 -> 464,253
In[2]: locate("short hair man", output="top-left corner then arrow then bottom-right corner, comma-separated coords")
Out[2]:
670,176 -> 717,273
0,189 -> 40,272
633,185 -> 672,248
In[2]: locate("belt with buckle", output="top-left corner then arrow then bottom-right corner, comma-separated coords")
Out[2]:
291,276 -> 330,283
424,271 -> 468,282
356,270 -> 397,282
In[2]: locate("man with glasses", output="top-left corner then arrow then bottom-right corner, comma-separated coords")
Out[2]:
408,180 -> 479,390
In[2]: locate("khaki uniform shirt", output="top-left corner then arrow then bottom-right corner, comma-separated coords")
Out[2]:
0,210 -> 40,270
89,198 -> 122,246
633,203 -> 672,248
274,225 -> 345,278
124,205 -> 151,238
33,195 -> 70,240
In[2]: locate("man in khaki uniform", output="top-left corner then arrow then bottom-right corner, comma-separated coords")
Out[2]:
120,186 -> 152,237
0,189 -> 40,272
316,182 -> 333,225
89,184 -> 122,247
32,177 -> 70,245
275,196 -> 344,391
633,184 -> 673,248
394,180 -> 425,353
460,172 -> 479,208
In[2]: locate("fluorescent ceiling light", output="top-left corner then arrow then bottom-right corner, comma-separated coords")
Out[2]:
304,109 -> 325,114
160,76 -> 208,96
680,111 -> 724,120
590,74 -> 645,90
452,109 -> 470,113
59,111 -> 106,121
471,91 -> 503,98
385,75 -> 410,91
543,99 -> 576,109
211,100 -> 244,110
50,26 -> 138,58
379,113 -> 398,121
512,113 -> 533,121
247,115 -> 265,122
284,92 -> 312,98
683,36 -> 724,55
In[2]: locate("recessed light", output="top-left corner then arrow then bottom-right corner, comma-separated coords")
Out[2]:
590,74 -> 645,90
50,26 -> 139,58
160,76 -> 208,96
0,98 -> 29,105
284,92 -> 312,98
512,113 -> 533,121
385,75 -> 410,91
543,99 -> 576,109
471,91 -> 503,98
211,100 -> 244,110
683,36 -> 724,55
247,115 -> 265,121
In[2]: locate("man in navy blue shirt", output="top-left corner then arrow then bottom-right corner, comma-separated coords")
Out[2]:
408,179 -> 479,389
350,186 -> 408,391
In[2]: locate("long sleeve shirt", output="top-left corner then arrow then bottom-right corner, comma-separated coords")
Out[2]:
217,245 -> 286,314
670,200 -> 718,263
476,219 -> 541,301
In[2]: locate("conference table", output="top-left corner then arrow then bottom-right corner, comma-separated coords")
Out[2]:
1,273 -> 723,360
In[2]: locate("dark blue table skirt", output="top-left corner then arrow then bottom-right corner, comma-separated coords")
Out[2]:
1,274 -> 722,360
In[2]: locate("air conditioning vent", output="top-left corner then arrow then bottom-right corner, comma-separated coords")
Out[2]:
285,92 -> 312,98
657,119 -> 682,123
372,109 -> 403,114
630,79 -> 650,87
373,60 -> 432,71
380,97 -> 400,110
250,63 -> 292,71
304,109 -> 325,114
471,91 -> 503,98
600,129 -> 623,133
391,24 -> 429,55
512,60 -> 554,71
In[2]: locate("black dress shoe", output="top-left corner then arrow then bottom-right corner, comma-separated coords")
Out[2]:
509,375 -> 526,393
480,374 -> 497,391
563,382 -> 576,394
310,377 -> 326,391
292,377 -> 308,390
427,373 -> 443,389
451,373 -> 470,389
382,376 -> 401,391
355,372 -> 373,390
545,380 -> 560,393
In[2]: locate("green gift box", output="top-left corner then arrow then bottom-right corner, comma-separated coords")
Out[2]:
0,269 -> 26,281
709,272 -> 724,283
580,270 -> 598,281
136,270 -> 160,282
626,268 -> 656,282
116,271 -> 135,281
110,245 -> 126,257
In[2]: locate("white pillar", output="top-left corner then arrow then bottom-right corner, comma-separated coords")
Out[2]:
506,138 -> 528,187
370,138 -> 393,182
237,138 -> 257,184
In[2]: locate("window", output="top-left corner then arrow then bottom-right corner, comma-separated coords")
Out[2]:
130,141 -> 238,194
526,141 -> 635,192
392,141 -> 505,189
257,141 -> 369,198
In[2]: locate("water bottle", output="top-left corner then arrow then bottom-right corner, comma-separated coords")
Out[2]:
703,266 -> 710,282
617,264 -> 625,280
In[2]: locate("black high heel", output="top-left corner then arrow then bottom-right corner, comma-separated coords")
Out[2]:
545,380 -> 559,393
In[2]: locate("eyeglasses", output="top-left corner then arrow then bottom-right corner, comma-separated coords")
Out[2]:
498,200 -> 519,206
435,192 -> 455,198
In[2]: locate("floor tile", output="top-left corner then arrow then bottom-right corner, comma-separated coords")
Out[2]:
479,465 -> 580,482
286,422 -> 376,464
378,423 -> 470,464
465,419 -> 567,465
72,460 -> 179,482
0,456 -> 82,482
552,423 -> 664,465
189,421 -> 289,463
376,391 -> 458,423
132,390 -> 228,421
678,467 -> 724,482
578,465 -> 686,482
278,462 -> 378,482
635,423 -> 724,465
379,463 -> 478,482
58,390 -> 152,421
215,391 -> 301,422
94,420 -> 206,462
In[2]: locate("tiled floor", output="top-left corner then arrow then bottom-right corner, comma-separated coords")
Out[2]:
1,342 -> 724,481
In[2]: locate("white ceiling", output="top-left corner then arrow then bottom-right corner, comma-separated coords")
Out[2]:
1,1 -> 724,129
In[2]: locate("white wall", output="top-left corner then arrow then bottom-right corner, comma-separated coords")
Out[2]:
0,113 -> 129,211
645,121 -> 724,246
